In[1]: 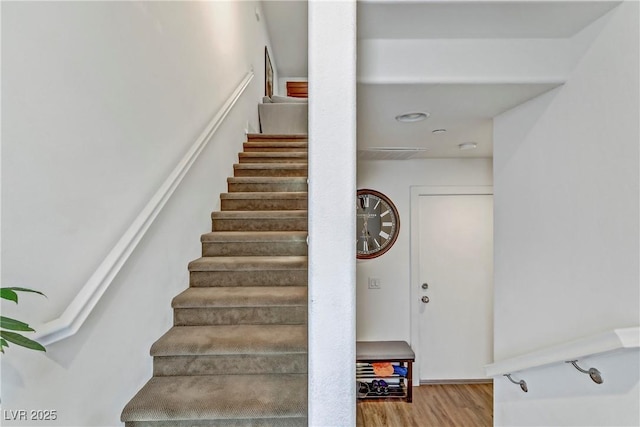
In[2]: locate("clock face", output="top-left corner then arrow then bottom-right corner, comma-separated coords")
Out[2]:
356,189 -> 400,259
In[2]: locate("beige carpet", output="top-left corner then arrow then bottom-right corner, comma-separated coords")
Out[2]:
121,135 -> 308,427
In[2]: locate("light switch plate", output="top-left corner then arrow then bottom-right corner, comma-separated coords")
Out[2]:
368,277 -> 381,289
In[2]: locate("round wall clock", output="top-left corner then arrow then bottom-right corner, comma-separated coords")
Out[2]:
356,189 -> 400,259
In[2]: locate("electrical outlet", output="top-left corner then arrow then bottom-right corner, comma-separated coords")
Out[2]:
368,277 -> 381,289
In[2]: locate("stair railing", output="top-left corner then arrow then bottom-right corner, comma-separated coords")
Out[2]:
31,71 -> 255,346
485,326 -> 639,392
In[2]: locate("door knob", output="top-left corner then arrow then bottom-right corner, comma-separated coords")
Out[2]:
421,296 -> 430,303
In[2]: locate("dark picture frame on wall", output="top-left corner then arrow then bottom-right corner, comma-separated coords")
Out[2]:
265,46 -> 274,97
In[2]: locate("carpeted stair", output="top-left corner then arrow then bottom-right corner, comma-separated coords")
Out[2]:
121,134 -> 308,427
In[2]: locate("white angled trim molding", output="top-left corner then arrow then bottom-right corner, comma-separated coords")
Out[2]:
485,326 -> 640,377
32,71 -> 254,346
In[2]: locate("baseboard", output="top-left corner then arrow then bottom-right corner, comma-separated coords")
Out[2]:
419,379 -> 493,385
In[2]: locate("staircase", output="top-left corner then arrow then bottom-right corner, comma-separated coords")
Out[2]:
121,134 -> 308,427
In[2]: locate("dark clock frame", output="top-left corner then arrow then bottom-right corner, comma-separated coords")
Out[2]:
356,188 -> 400,259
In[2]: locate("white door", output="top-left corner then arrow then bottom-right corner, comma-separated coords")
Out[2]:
416,192 -> 493,381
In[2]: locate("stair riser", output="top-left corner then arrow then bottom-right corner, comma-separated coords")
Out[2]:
153,354 -> 307,377
126,418 -> 307,427
247,134 -> 308,142
212,218 -> 307,232
203,241 -> 307,257
234,168 -> 307,178
190,270 -> 307,287
174,306 -> 306,326
228,182 -> 308,192
238,157 -> 307,164
221,199 -> 307,211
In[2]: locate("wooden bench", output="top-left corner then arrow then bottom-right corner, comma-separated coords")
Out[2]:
356,341 -> 415,402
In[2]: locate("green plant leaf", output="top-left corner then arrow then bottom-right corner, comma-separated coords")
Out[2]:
0,331 -> 46,352
0,288 -> 47,354
1,316 -> 35,332
6,287 -> 46,295
1,288 -> 18,303
1,287 -> 46,304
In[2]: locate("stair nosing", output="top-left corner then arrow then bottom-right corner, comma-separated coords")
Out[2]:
227,177 -> 308,182
239,152 -> 308,156
233,163 -> 307,169
201,231 -> 307,243
172,286 -> 307,308
211,210 -> 308,218
151,324 -> 307,356
188,256 -> 307,272
220,192 -> 307,199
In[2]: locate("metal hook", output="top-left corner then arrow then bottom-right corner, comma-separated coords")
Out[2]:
504,374 -> 528,392
566,360 -> 603,384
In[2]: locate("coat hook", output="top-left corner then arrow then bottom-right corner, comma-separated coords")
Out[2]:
566,360 -> 603,384
504,374 -> 528,392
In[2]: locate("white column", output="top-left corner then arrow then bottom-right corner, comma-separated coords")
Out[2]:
308,1 -> 357,426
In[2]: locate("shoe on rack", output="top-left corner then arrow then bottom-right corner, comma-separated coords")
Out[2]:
371,380 -> 381,395
379,380 -> 389,395
357,381 -> 369,398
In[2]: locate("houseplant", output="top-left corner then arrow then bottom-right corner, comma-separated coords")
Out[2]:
1,287 -> 46,353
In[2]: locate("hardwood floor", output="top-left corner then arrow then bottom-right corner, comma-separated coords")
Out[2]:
357,383 -> 493,427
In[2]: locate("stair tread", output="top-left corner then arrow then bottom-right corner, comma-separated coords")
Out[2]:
188,256 -> 307,271
239,152 -> 307,157
172,286 -> 307,308
220,192 -> 307,200
151,325 -> 307,356
201,231 -> 307,243
228,177 -> 307,183
212,210 -> 307,218
248,133 -> 307,139
244,141 -> 308,147
226,177 -> 308,192
121,374 -> 307,422
234,163 -> 307,169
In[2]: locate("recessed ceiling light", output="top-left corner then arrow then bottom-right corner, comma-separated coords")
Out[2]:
395,112 -> 429,123
458,142 -> 478,150
432,128 -> 447,134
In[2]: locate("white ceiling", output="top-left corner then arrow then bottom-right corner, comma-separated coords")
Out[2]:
357,82 -> 560,158
357,1 -> 620,39
261,0 -> 620,159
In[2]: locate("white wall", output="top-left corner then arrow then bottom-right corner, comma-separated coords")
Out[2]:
493,2 -> 639,425
356,159 -> 493,341
1,2 -> 273,425
308,1 -> 357,425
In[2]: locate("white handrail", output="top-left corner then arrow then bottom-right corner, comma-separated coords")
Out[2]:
32,71 -> 255,346
485,326 -> 640,377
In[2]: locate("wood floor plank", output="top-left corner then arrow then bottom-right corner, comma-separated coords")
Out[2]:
357,383 -> 493,427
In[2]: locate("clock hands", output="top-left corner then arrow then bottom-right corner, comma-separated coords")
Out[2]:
361,219 -> 372,251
